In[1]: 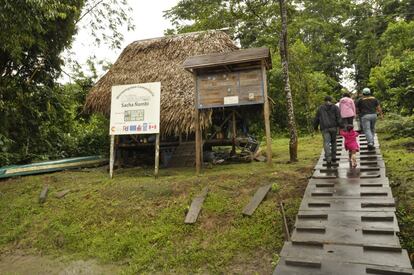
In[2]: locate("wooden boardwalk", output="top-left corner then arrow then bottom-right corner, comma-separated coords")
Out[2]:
274,134 -> 414,274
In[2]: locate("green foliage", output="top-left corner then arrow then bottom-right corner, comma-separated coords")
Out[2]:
269,40 -> 335,132
0,78 -> 109,166
291,0 -> 352,81
381,21 -> 414,56
379,132 -> 414,262
0,0 -> 86,81
376,114 -> 414,138
78,0 -> 134,49
0,0 -> 131,166
344,0 -> 401,87
368,21 -> 414,115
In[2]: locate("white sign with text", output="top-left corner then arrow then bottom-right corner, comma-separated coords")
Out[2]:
110,82 -> 161,135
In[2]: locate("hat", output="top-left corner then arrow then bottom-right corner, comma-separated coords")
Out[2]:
362,88 -> 371,95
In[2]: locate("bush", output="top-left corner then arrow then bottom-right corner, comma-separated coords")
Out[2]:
0,78 -> 109,167
377,113 -> 414,138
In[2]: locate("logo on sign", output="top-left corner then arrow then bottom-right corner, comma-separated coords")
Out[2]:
143,123 -> 148,131
130,125 -> 137,131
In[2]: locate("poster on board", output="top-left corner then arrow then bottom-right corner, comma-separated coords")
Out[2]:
109,82 -> 161,135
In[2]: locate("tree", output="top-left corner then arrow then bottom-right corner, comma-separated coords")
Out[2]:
343,0 -> 404,88
292,0 -> 352,84
0,0 -> 133,165
278,0 -> 298,162
369,21 -> 414,115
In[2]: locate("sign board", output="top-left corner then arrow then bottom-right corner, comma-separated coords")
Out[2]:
110,82 -> 161,135
224,96 -> 239,105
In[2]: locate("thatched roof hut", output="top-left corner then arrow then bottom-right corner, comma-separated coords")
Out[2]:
84,30 -> 238,136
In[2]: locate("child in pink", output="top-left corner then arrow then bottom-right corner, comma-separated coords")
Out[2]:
340,124 -> 360,167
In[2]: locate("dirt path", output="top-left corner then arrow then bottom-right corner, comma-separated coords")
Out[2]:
0,251 -> 121,275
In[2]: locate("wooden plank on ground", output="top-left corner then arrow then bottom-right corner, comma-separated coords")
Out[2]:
185,187 -> 209,224
242,184 -> 272,216
55,189 -> 70,199
39,186 -> 49,204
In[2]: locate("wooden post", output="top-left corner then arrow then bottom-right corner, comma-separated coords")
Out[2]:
262,62 -> 273,166
200,126 -> 204,168
195,108 -> 201,175
109,135 -> 115,178
231,110 -> 237,155
154,133 -> 160,178
194,73 -> 201,175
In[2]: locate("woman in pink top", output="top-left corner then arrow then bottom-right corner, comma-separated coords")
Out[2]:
340,124 -> 360,168
339,92 -> 356,125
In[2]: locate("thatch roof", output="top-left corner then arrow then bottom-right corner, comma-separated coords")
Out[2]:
84,30 -> 238,136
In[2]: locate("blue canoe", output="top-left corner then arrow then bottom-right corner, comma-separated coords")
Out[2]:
0,156 -> 108,179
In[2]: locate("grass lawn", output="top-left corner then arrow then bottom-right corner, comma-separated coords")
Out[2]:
379,133 -> 414,263
0,135 -> 322,274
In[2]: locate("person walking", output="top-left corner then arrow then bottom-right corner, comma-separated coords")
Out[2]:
356,88 -> 384,150
314,96 -> 342,166
340,124 -> 360,168
339,91 -> 356,125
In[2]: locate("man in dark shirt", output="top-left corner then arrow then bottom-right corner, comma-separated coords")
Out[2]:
356,88 -> 384,150
314,96 -> 342,166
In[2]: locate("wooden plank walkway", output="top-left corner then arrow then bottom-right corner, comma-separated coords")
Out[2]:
273,134 -> 414,274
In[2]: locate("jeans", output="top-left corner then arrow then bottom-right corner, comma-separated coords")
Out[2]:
322,127 -> 337,162
361,113 -> 377,145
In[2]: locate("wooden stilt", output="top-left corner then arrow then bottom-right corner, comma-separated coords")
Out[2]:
231,110 -> 237,154
195,108 -> 201,175
154,133 -> 160,178
109,135 -> 115,179
262,62 -> 273,166
194,73 -> 202,175
200,126 -> 204,168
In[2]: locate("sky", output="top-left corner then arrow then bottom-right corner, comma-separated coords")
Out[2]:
65,0 -> 180,81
